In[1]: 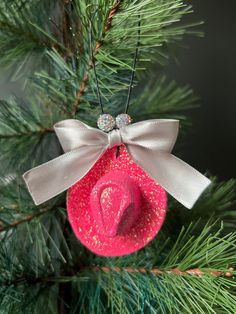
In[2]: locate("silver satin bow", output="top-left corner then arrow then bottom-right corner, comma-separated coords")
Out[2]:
23,119 -> 211,208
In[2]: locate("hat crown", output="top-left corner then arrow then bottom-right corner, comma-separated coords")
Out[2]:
90,171 -> 141,237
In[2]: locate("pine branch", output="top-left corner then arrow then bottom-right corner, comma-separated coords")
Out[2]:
0,176 -> 64,233
170,177 -> 236,233
0,1 -> 59,73
60,0 -> 80,60
0,208 -> 73,313
34,0 -> 198,121
91,266 -> 234,278
0,98 -> 54,137
0,19 -> 53,51
72,0 -> 122,117
0,207 -> 53,233
0,128 -> 53,139
129,75 -> 198,125
61,1 -> 71,56
3,267 -> 234,288
0,0 -> 83,83
1,219 -> 235,313
0,97 -> 63,175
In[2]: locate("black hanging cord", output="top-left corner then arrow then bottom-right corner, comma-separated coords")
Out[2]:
89,20 -> 104,114
90,16 -> 141,115
124,18 -> 141,114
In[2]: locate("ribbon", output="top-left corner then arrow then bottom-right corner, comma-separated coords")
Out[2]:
23,119 -> 211,208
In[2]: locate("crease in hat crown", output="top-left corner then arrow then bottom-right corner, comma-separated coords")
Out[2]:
90,171 -> 141,237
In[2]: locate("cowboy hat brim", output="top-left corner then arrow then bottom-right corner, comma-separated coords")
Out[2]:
67,145 -> 167,257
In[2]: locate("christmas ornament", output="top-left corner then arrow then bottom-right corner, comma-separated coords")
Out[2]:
23,118 -> 211,256
67,146 -> 166,256
22,19 -> 211,257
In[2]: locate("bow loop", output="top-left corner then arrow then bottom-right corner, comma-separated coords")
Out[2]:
54,120 -> 107,152
121,119 -> 179,152
23,119 -> 211,208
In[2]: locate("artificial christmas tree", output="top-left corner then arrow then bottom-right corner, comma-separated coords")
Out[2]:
0,1 -> 235,313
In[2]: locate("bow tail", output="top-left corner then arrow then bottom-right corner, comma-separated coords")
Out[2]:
23,147 -> 105,205
128,147 -> 211,209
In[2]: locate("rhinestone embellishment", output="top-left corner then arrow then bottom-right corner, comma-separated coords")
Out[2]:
116,113 -> 132,129
97,114 -> 116,132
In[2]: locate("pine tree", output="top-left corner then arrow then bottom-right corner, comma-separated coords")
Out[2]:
0,1 -> 235,313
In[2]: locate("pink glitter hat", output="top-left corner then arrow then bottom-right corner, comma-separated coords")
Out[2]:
67,145 -> 167,257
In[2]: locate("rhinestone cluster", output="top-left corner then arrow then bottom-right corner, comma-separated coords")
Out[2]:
97,113 -> 132,132
116,114 -> 132,129
97,114 -> 115,132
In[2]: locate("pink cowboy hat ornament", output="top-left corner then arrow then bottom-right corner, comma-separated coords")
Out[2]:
23,119 -> 211,257
67,146 -> 167,256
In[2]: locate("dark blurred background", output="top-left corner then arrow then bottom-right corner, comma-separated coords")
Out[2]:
167,0 -> 236,180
